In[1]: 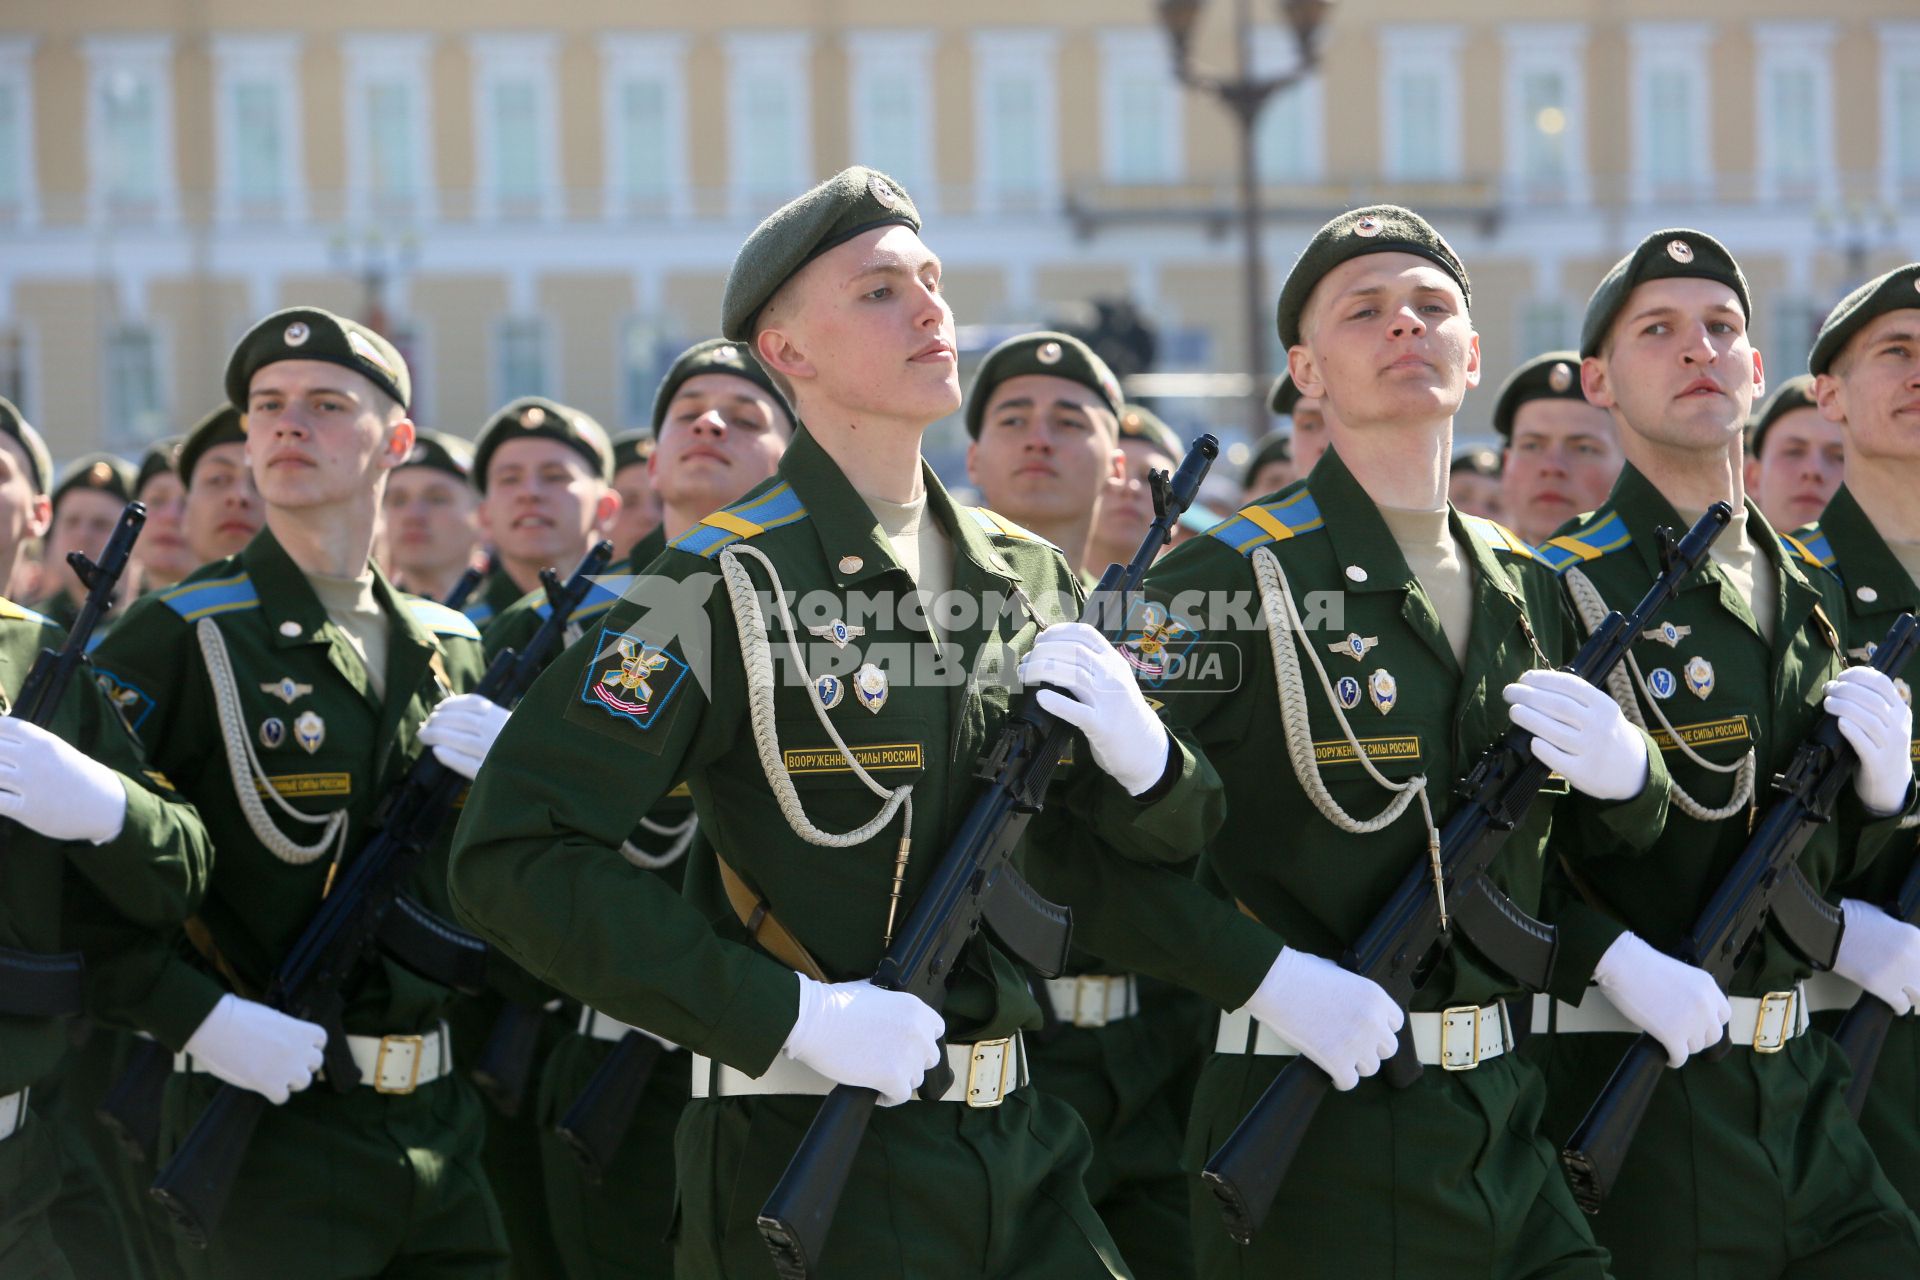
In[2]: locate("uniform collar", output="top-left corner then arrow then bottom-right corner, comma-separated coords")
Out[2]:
1816,486 -> 1920,620
623,524 -> 668,574
1305,447 -> 1425,598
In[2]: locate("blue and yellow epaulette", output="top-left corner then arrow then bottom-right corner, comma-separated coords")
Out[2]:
462,601 -> 495,627
1781,527 -> 1835,570
967,506 -> 1060,551
1207,489 -> 1324,556
669,483 -> 809,559
406,597 -> 483,641
1459,514 -> 1543,563
159,572 -> 261,621
533,575 -> 634,624
0,598 -> 54,628
1534,511 -> 1632,576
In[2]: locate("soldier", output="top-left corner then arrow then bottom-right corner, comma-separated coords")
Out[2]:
1793,263 -> 1920,1212
964,331 -> 1125,573
1132,205 -> 1684,1278
606,429 -> 664,562
1493,351 -> 1623,547
37,452 -> 139,631
1745,374 -> 1843,534
177,407 -> 264,568
132,436 -> 195,591
466,398 -> 618,631
381,430 -> 483,602
1086,405 -> 1183,578
1267,371 -> 1334,476
450,166 -> 1243,1278
0,399 -> 51,596
1447,446 -> 1504,522
1527,231 -> 1920,1275
90,306 -> 514,1278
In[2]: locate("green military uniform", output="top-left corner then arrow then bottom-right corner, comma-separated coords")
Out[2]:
35,453 -> 139,635
461,571 -> 530,635
450,419 -> 1246,1279
0,597 -> 212,1280
1135,445 -> 1660,1278
1528,466 -> 1920,1275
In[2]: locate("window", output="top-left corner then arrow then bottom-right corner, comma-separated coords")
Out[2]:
1253,28 -> 1323,185
1630,24 -> 1712,203
344,35 -> 434,223
1380,27 -> 1464,183
471,35 -> 559,221
726,32 -> 810,216
601,35 -> 688,220
1099,32 -> 1181,185
86,37 -> 177,224
618,316 -> 679,428
1880,24 -> 1920,202
973,32 -> 1058,213
0,39 -> 34,224
849,33 -> 936,208
494,316 -> 550,403
1770,294 -> 1820,364
0,328 -> 29,416
212,36 -> 303,223
1755,24 -> 1834,202
105,323 -> 167,452
1518,298 -> 1574,364
1503,25 -> 1589,206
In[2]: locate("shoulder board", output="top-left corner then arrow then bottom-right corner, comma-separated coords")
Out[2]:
669,482 -> 809,560
0,598 -> 54,627
532,575 -> 633,623
1458,514 -> 1543,562
1534,511 -> 1632,576
158,572 -> 261,621
966,506 -> 1061,552
405,597 -> 483,641
1781,528 -> 1835,570
1207,489 -> 1324,556
462,601 -> 496,627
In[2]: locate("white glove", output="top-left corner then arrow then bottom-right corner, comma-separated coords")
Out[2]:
1834,899 -> 1920,1016
1016,621 -> 1171,796
183,994 -> 327,1105
417,694 -> 511,781
1824,667 -> 1916,817
780,975 -> 945,1107
1592,932 -> 1730,1068
0,717 -> 128,844
1245,947 -> 1404,1092
1503,669 -> 1649,803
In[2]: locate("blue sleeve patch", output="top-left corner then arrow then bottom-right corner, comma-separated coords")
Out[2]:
579,627 -> 689,731
93,669 -> 155,734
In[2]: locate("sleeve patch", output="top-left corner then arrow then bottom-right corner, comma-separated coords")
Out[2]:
1118,598 -> 1200,689
94,669 -> 155,734
579,627 -> 690,731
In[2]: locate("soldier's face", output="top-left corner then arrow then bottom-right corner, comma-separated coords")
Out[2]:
1097,437 -> 1177,556
609,460 -> 662,561
967,375 -> 1122,527
1745,408 -> 1844,531
1292,254 -> 1480,433
1289,399 -> 1333,474
184,443 -> 264,562
651,373 -> 792,526
1500,398 -> 1623,545
1585,278 -> 1763,454
481,438 -> 615,569
133,470 -> 197,584
0,435 -> 50,585
45,489 -> 124,595
245,360 -> 412,512
382,466 -> 481,581
1818,309 -> 1920,466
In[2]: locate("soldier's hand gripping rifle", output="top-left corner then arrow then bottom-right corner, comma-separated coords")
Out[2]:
1559,610 -> 1920,1214
753,436 -> 1219,1280
1833,796 -> 1920,1119
1200,502 -> 1732,1245
148,541 -> 614,1248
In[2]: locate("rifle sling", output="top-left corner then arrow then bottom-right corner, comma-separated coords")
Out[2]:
715,851 -> 827,982
182,916 -> 258,1002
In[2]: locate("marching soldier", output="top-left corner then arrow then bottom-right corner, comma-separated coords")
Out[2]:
450,166 -> 1243,1278
1239,430 -> 1293,503
1086,405 -> 1183,578
132,436 -> 195,592
1745,374 -> 1843,534
1492,351 -> 1622,548
1528,231 -> 1920,1275
606,429 -> 663,562
381,430 -> 483,602
90,306 -> 514,1278
37,452 -> 139,631
1794,263 -> 1920,1211
465,398 -> 618,632
177,407 -> 264,568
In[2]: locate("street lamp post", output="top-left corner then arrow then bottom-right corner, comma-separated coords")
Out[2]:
1157,0 -> 1332,442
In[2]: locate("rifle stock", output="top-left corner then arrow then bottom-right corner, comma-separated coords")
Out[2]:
554,1031 -> 667,1184
98,1038 -> 171,1164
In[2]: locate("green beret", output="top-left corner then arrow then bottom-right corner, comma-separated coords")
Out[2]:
134,435 -> 181,496
177,406 -> 247,487
51,452 -> 137,510
1450,446 -> 1501,478
964,331 -> 1124,439
1116,405 -> 1182,459
1491,350 -> 1587,440
1808,262 -> 1920,376
0,397 -> 53,494
225,305 -> 411,412
1275,205 -> 1471,349
397,429 -> 476,484
1268,373 -> 1300,418
473,397 -> 613,492
610,429 -> 655,474
1243,431 -> 1293,489
720,166 -> 921,342
1580,229 -> 1751,359
649,337 -> 786,435
1747,374 -> 1820,457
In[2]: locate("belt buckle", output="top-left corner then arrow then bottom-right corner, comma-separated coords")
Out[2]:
1753,990 -> 1796,1054
1073,977 -> 1104,1029
374,1034 -> 426,1095
966,1037 -> 1014,1108
1440,1005 -> 1482,1071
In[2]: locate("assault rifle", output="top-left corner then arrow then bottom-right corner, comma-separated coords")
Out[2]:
440,564 -> 487,613
1834,807 -> 1920,1118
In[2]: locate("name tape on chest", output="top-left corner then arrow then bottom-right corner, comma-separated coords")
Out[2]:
781,743 -> 925,776
1311,735 -> 1422,767
1646,716 -> 1753,753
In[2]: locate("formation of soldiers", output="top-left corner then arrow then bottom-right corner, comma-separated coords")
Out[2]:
1,160 -> 1919,1280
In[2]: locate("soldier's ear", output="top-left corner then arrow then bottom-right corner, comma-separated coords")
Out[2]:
754,325 -> 815,387
26,492 -> 50,540
594,487 -> 621,533
1462,329 -> 1483,391
1812,372 -> 1847,425
1288,345 -> 1325,401
379,418 -> 416,470
1580,355 -> 1615,409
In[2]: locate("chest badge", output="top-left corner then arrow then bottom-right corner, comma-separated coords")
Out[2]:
855,662 -> 889,714
261,677 -> 315,705
1641,621 -> 1691,649
1330,633 -> 1380,662
1369,669 -> 1398,715
1336,675 -> 1362,710
294,710 -> 326,754
1647,668 -> 1678,700
1848,644 -> 1879,665
815,673 -> 846,711
808,619 -> 866,650
259,717 -> 286,750
1684,656 -> 1715,700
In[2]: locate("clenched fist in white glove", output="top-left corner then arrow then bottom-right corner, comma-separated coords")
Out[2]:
418,694 -> 512,781
1503,669 -> 1649,803
1823,667 -> 1915,817
183,994 -> 327,1104
0,717 -> 128,844
780,975 -> 945,1107
1246,947 -> 1405,1092
1017,621 -> 1172,796
1835,899 -> 1920,1015
1593,932 -> 1730,1068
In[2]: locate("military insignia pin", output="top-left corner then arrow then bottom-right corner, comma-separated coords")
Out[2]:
1336,676 -> 1362,710
838,555 -> 864,575
808,619 -> 866,649
1667,239 -> 1694,263
1330,633 -> 1380,662
294,710 -> 325,754
260,677 -> 315,705
815,673 -> 845,711
259,717 -> 286,750
1369,669 -> 1398,714
1548,362 -> 1573,393
1647,668 -> 1677,700
283,321 -> 310,346
1848,644 -> 1879,665
1353,215 -> 1381,237
1036,341 -> 1063,365
1641,621 -> 1691,648
1684,655 -> 1715,699
855,662 -> 889,714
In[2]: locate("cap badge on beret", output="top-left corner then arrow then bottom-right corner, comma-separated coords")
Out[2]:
521,405 -> 547,428
346,330 -> 395,377
284,321 -> 310,347
868,175 -> 898,209
1036,341 -> 1063,365
714,344 -> 739,362
1354,216 -> 1382,238
1667,239 -> 1694,264
1549,362 -> 1573,392
1913,278 -> 1920,296
88,461 -> 112,485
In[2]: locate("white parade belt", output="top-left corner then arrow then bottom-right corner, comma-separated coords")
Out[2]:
1215,1001 -> 1511,1071
577,1005 -> 681,1052
1531,985 -> 1809,1052
175,1021 -> 454,1094
0,1088 -> 26,1142
691,1033 -> 1026,1108
1043,974 -> 1139,1028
